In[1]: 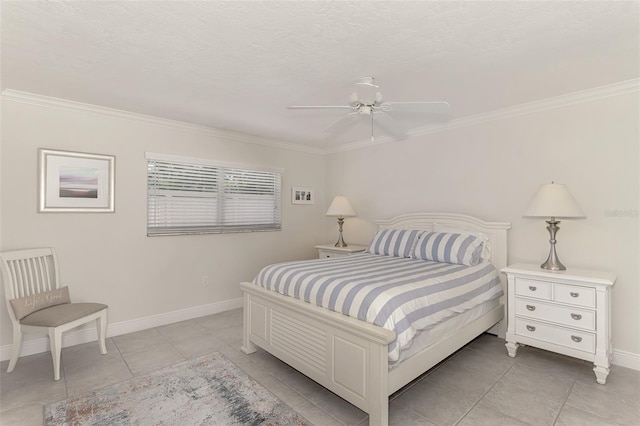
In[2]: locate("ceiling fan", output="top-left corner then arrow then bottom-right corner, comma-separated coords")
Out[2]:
287,76 -> 451,141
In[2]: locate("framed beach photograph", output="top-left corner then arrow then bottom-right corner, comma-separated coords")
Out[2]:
39,149 -> 115,212
291,186 -> 314,205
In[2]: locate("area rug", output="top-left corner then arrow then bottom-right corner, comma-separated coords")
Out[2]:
44,351 -> 312,425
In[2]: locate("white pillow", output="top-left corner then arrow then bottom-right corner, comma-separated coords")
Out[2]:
366,229 -> 422,258
432,223 -> 491,262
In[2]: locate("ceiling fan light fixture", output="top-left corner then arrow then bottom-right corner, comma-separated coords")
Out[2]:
356,76 -> 377,87
355,77 -> 379,104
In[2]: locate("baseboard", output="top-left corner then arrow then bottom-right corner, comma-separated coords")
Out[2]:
3,299 -> 639,373
612,349 -> 640,371
0,298 -> 243,362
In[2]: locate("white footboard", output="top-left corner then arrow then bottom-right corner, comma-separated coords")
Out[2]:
241,281 -> 395,425
241,281 -> 504,425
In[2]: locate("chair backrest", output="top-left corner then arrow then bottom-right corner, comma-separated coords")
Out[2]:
1,248 -> 61,312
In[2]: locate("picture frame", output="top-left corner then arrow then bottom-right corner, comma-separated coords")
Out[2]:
38,148 -> 115,213
291,186 -> 314,205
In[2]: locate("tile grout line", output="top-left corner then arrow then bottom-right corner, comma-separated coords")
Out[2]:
111,334 -> 135,378
304,397 -> 349,426
155,324 -> 190,360
551,360 -> 585,425
283,381 -> 343,425
453,357 -> 516,426
399,357 -> 464,424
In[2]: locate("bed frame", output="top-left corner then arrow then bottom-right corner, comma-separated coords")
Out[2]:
240,213 -> 510,425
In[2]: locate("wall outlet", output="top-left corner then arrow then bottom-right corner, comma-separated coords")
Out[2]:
202,275 -> 209,286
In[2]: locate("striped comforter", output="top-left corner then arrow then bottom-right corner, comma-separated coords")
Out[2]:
252,253 -> 503,362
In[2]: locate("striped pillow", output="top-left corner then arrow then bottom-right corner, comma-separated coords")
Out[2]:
432,225 -> 491,262
412,231 -> 485,266
366,229 -> 422,258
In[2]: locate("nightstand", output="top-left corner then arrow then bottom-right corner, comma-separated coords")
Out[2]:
315,244 -> 367,259
502,263 -> 616,384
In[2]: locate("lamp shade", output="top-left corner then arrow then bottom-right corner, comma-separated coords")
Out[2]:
326,195 -> 356,217
523,183 -> 586,219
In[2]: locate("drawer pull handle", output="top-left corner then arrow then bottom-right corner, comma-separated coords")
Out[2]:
526,305 -> 536,311
529,286 -> 537,291
570,292 -> 579,298
571,313 -> 582,320
526,325 -> 536,332
571,335 -> 582,343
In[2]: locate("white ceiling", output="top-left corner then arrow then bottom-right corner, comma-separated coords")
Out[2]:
2,1 -> 638,149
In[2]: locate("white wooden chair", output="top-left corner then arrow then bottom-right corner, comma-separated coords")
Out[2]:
1,248 -> 108,380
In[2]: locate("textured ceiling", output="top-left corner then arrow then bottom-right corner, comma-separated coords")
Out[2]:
2,1 -> 638,149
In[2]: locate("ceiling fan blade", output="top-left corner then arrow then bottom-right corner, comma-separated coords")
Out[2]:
287,105 -> 354,110
373,111 -> 407,138
381,101 -> 451,115
323,112 -> 361,134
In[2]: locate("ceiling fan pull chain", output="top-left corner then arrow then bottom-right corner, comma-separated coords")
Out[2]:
371,113 -> 374,142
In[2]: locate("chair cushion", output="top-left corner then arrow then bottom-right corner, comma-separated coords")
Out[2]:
20,303 -> 108,327
10,287 -> 71,320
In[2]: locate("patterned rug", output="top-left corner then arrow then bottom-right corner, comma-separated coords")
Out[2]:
44,352 -> 312,425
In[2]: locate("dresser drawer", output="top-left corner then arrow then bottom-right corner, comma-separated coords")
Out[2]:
514,298 -> 595,331
515,278 -> 552,300
555,284 -> 596,308
316,245 -> 367,259
318,250 -> 341,259
515,318 -> 595,354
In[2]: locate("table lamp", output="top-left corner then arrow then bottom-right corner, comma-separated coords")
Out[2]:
523,182 -> 585,271
326,195 -> 356,247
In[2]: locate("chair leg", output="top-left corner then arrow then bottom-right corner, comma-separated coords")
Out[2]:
7,325 -> 23,373
48,328 -> 63,381
97,310 -> 108,355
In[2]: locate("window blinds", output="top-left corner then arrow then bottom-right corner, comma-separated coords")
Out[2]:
146,153 -> 281,236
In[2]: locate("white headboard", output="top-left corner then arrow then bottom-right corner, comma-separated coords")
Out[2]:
375,212 -> 511,273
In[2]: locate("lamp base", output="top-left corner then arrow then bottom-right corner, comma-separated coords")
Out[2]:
541,257 -> 566,271
334,217 -> 348,247
541,218 -> 566,271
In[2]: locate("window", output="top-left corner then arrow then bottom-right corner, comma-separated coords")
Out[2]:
146,153 -> 282,236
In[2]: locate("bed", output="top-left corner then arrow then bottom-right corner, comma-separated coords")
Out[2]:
240,213 -> 510,425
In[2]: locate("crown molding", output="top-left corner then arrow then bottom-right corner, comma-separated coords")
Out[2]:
325,78 -> 640,154
0,90 -> 325,156
3,78 -> 638,156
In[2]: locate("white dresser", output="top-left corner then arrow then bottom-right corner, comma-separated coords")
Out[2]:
315,244 -> 367,259
502,263 -> 616,384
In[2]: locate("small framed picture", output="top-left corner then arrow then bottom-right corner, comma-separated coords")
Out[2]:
39,148 -> 115,212
292,186 -> 314,205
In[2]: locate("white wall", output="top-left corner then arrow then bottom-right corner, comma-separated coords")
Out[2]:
323,87 -> 639,365
0,96 -> 325,350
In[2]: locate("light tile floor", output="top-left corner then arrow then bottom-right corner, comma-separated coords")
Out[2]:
1,308 -> 638,425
